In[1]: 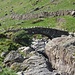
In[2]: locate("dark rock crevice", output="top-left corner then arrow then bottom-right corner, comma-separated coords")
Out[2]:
46,60 -> 56,72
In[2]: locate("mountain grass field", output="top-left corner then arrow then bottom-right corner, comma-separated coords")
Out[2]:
0,0 -> 75,32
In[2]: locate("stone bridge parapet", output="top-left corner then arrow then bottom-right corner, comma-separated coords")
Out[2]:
6,27 -> 69,39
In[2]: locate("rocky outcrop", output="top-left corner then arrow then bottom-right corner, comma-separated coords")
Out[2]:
21,54 -> 52,75
45,36 -> 75,75
3,37 -> 75,75
4,51 -> 24,64
3,39 -> 61,75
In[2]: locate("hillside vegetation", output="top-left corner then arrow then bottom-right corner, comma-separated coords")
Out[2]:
0,0 -> 75,32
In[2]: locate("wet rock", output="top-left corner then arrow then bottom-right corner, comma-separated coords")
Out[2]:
16,38 -> 59,75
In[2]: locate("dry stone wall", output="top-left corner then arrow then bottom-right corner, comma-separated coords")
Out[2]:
10,10 -> 74,20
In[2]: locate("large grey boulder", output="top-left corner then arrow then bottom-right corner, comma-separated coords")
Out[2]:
45,36 -> 75,75
4,51 -> 24,63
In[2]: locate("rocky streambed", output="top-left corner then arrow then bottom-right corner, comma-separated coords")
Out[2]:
2,35 -> 75,75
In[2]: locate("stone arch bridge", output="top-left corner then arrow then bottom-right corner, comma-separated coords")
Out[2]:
6,27 -> 69,39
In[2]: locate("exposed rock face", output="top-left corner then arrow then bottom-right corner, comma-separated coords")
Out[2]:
3,37 -> 75,75
16,39 -> 55,75
3,39 -> 57,75
45,36 -> 75,75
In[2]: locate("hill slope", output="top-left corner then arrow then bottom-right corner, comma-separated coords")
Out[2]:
0,0 -> 75,32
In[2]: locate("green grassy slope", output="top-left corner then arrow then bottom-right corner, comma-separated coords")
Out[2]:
0,0 -> 75,32
0,0 -> 75,17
